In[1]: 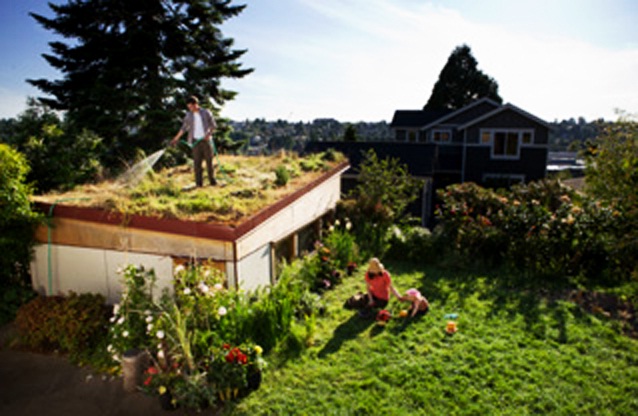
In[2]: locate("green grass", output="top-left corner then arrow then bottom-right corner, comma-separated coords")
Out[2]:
227,262 -> 638,415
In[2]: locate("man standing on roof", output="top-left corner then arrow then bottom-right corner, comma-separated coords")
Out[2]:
171,96 -> 217,187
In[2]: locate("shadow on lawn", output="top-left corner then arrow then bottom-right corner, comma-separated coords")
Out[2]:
318,313 -> 374,358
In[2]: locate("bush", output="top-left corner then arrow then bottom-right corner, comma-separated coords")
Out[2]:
435,179 -> 626,283
0,144 -> 42,321
274,164 -> 290,187
14,292 -> 110,359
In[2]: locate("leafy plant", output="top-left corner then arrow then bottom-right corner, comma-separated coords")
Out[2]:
107,265 -> 158,362
0,144 -> 43,291
340,149 -> 421,258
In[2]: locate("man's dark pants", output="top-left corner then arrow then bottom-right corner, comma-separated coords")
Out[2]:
192,140 -> 215,186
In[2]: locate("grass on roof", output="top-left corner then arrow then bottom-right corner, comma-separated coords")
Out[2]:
33,150 -> 346,225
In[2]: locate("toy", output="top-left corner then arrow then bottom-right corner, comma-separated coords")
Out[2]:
445,321 -> 458,334
376,309 -> 391,326
399,309 -> 409,318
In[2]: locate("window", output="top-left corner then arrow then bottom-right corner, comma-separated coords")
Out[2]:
432,129 -> 452,143
407,130 -> 417,142
396,129 -> 406,141
480,129 -> 534,160
522,131 -> 532,144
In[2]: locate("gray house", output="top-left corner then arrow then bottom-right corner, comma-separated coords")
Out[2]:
307,98 -> 550,224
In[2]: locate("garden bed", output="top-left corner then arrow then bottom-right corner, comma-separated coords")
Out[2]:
33,150 -> 346,226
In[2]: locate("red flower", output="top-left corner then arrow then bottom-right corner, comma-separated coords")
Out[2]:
222,343 -> 231,350
147,366 -> 158,375
144,376 -> 152,386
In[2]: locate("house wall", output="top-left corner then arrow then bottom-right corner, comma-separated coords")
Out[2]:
235,244 -> 272,292
234,172 -> 343,260
464,146 -> 548,183
30,244 -> 174,304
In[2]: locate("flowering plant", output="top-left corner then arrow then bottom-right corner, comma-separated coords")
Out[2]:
107,265 -> 158,363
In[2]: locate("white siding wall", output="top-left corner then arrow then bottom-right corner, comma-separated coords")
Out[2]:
236,244 -> 272,292
30,244 -> 174,304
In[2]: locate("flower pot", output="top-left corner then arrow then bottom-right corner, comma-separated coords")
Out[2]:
247,370 -> 262,391
158,391 -> 177,411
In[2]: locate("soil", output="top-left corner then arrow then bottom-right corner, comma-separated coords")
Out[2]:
0,324 -> 220,416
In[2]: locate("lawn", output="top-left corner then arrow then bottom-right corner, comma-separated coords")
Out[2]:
227,261 -> 638,415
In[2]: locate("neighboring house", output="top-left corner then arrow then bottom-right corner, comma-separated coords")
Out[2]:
30,161 -> 349,303
307,98 -> 550,225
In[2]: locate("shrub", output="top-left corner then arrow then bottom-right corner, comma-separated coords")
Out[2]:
435,179 -> 626,283
107,265 -> 158,361
274,164 -> 290,187
15,292 -> 110,360
0,144 -> 43,291
340,149 -> 421,259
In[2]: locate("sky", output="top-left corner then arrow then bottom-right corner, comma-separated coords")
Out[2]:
1,0 -> 637,123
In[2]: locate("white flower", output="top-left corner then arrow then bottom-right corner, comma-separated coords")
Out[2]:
204,269 -> 211,277
109,316 -> 116,323
198,282 -> 210,294
145,315 -> 153,323
117,317 -> 125,325
112,304 -> 120,315
122,330 -> 129,338
144,309 -> 152,316
334,219 -> 340,227
157,349 -> 165,360
345,221 -> 352,231
218,306 -> 227,316
213,283 -> 223,291
156,330 -> 165,339
112,354 -> 120,362
107,344 -> 113,353
174,265 -> 185,274
183,287 -> 192,295
147,323 -> 153,333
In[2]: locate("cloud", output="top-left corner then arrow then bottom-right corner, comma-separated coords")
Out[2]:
222,0 -> 638,122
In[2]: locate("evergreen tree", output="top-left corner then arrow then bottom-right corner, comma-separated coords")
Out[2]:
343,124 -> 357,142
29,0 -> 252,166
424,44 -> 502,111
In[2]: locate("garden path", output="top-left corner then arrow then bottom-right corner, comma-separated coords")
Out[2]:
0,324 -> 219,416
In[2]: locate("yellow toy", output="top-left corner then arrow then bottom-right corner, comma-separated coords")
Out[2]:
446,321 -> 458,334
399,310 -> 409,318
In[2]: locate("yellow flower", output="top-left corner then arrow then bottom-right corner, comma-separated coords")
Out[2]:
254,345 -> 263,355
158,385 -> 167,395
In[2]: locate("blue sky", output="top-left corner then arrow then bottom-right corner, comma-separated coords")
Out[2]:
1,0 -> 637,123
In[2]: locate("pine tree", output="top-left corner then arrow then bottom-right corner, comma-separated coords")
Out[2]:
424,44 -> 502,111
29,0 -> 252,166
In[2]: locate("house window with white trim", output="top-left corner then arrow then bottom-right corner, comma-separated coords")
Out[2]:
431,129 -> 452,143
480,129 -> 534,160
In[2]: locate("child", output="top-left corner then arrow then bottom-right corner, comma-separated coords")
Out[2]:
403,288 -> 430,317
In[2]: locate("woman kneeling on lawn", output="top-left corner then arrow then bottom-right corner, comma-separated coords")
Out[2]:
364,258 -> 402,311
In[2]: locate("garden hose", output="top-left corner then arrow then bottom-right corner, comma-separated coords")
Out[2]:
179,136 -> 230,183
47,198 -> 90,296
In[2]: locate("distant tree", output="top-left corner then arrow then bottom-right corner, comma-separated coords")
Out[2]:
343,124 -> 357,142
424,44 -> 502,111
29,0 -> 253,167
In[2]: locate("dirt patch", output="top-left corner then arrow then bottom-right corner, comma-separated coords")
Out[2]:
562,289 -> 638,339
